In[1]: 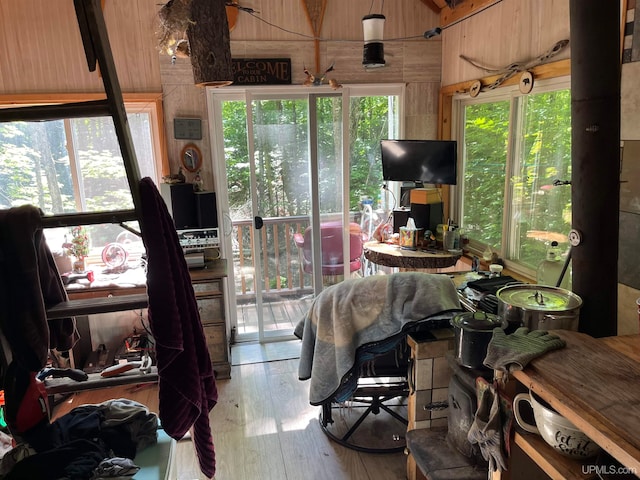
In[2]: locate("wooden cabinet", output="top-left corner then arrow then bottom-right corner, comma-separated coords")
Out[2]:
45,260 -> 230,394
190,265 -> 230,379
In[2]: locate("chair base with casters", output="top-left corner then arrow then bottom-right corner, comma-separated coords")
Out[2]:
318,345 -> 411,453
319,377 -> 409,453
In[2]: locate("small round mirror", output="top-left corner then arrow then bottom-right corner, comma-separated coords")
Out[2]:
180,143 -> 202,173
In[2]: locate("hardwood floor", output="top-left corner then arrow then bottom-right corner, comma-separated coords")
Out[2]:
52,359 -> 407,480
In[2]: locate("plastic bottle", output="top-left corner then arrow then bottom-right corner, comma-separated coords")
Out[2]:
537,241 -> 572,290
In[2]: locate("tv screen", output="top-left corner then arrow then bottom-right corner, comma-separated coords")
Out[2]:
380,139 -> 457,185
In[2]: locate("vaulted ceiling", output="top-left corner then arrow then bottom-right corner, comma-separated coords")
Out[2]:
419,0 -> 499,28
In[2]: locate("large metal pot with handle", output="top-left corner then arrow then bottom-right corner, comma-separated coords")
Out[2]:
496,284 -> 582,331
451,311 -> 507,369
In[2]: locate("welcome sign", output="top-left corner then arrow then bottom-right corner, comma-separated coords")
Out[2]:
232,58 -> 292,85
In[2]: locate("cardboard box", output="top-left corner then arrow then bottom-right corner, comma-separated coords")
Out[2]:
410,188 -> 441,205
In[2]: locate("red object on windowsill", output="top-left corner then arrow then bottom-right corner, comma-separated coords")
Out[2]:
60,270 -> 94,285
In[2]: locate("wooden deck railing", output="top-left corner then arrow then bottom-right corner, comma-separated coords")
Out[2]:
232,215 -> 312,297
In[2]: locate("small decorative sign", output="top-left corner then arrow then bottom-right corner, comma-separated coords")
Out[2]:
232,58 -> 292,85
174,118 -> 202,140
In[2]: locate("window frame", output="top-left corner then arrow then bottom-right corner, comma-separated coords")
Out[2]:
449,73 -> 572,278
0,93 -> 167,267
0,92 -> 168,181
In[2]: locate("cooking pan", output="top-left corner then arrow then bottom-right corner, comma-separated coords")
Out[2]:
451,311 -> 507,369
496,284 -> 582,331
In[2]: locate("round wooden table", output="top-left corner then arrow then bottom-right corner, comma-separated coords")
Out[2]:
363,241 -> 462,270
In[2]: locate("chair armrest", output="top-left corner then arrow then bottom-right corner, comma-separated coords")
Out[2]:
293,233 -> 305,248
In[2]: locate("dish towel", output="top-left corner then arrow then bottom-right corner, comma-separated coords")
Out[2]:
139,177 -> 217,479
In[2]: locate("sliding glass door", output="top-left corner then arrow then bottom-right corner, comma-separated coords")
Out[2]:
208,85 -> 403,343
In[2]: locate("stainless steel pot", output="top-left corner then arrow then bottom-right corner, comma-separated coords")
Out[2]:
496,285 -> 582,331
451,311 -> 507,369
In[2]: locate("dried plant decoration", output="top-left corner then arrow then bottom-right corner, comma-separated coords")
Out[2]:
156,0 -> 194,57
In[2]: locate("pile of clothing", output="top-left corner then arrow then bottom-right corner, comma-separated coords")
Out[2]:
0,398 -> 158,479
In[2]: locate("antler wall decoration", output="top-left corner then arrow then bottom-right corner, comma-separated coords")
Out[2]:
303,61 -> 342,89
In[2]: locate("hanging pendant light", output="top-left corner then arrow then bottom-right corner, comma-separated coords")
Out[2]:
362,14 -> 386,69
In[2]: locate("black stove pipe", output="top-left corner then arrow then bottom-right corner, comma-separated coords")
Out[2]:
569,1 -> 620,337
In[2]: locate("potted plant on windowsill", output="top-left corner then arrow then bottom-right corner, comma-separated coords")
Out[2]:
64,226 -> 90,273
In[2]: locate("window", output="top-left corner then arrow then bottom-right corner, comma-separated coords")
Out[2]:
454,78 -> 572,274
0,96 -> 165,265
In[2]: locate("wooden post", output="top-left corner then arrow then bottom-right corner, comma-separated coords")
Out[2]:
187,0 -> 233,87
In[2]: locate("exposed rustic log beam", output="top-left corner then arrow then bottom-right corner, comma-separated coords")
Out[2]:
187,0 -> 233,87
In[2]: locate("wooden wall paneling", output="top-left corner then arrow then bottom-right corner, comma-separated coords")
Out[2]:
620,140 -> 640,215
227,0 -> 309,41
440,0 -> 500,27
619,141 -> 640,296
227,0 -> 438,42
405,82 -> 439,139
403,41 -> 442,82
319,0 -> 438,41
404,112 -> 438,141
325,41 -> 403,84
103,0 -> 162,91
441,0 -> 570,86
406,82 -> 440,118
0,0 -> 161,94
621,61 -> 640,140
0,1 -> 101,93
159,55 -> 212,186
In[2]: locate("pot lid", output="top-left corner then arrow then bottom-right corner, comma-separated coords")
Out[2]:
452,311 -> 505,331
496,285 -> 582,311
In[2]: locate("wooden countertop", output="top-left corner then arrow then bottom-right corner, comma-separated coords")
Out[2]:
512,331 -> 640,472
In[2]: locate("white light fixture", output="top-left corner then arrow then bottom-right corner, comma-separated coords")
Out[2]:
362,14 -> 386,69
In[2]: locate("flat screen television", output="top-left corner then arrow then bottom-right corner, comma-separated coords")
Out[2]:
380,139 -> 457,185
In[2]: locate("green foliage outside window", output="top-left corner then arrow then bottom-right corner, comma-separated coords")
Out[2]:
462,101 -> 510,251
461,88 -> 572,270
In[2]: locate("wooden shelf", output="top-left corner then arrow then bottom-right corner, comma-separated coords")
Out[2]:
46,293 -> 148,319
44,366 -> 158,395
493,333 -> 640,480
511,332 -> 640,473
513,431 -> 597,480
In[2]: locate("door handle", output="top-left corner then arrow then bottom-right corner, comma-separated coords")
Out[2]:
254,216 -> 264,229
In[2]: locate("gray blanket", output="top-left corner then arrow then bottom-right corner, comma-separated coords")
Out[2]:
294,272 -> 463,405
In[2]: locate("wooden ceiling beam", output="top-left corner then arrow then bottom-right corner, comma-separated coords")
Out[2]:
419,0 -> 442,14
440,0 -> 500,28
